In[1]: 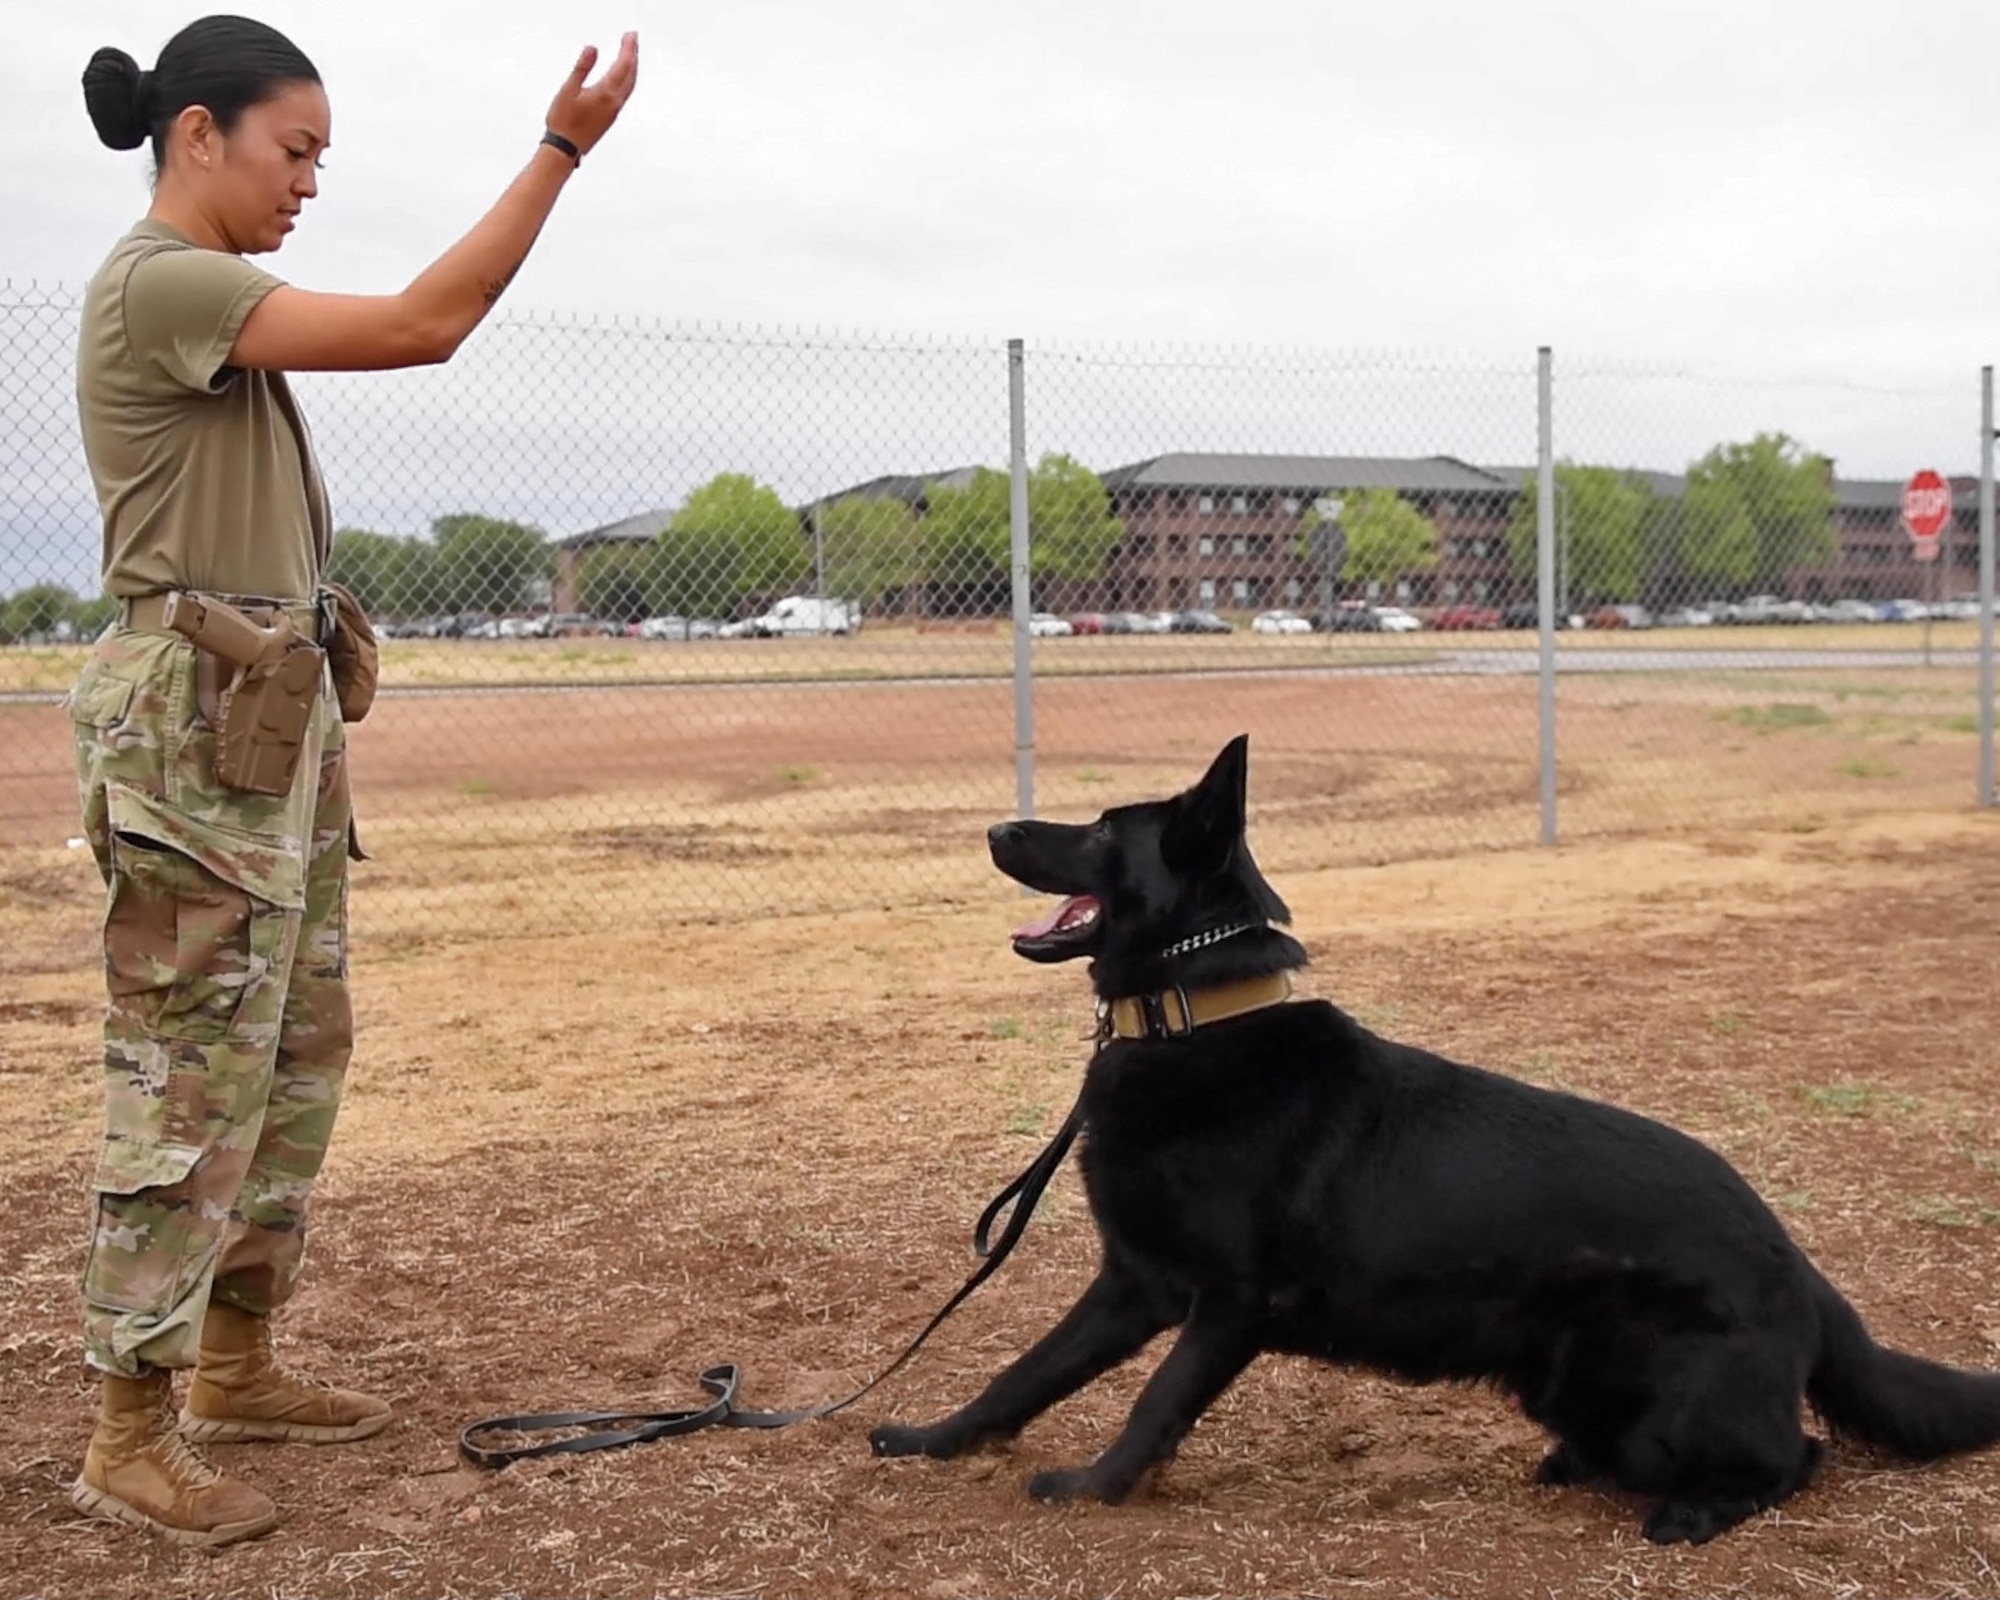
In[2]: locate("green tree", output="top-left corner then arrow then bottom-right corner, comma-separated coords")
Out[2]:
1679,433 -> 1835,593
431,513 -> 552,615
1028,453 -> 1124,584
387,536 -> 444,617
1505,465 -> 1654,603
918,468 -> 1011,605
579,542 -> 660,624
327,527 -> 438,618
915,455 -> 1123,612
75,594 -> 119,637
1308,488 -> 1440,589
653,474 -> 802,617
811,493 -> 921,612
0,583 -> 83,642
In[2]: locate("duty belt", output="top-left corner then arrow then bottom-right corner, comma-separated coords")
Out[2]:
122,590 -> 326,644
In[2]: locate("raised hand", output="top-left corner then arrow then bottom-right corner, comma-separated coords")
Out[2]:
545,31 -> 640,158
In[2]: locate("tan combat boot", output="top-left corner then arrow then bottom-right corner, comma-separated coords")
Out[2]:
180,1301 -> 393,1444
70,1369 -> 280,1547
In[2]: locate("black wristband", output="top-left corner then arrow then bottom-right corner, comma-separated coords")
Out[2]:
541,129 -> 581,166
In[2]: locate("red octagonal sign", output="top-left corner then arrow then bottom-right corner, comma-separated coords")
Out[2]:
1903,469 -> 1953,541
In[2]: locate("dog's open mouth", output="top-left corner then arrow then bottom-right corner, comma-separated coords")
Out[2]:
1011,894 -> 1102,959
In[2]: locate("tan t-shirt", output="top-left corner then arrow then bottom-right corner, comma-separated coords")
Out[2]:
77,218 -> 332,601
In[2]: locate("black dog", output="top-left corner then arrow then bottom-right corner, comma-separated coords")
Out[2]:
869,734 -> 2000,1544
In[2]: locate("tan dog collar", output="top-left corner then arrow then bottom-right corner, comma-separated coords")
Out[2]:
1099,972 -> 1295,1043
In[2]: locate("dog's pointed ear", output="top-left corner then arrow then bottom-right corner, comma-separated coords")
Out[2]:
1196,734 -> 1250,828
1171,734 -> 1250,858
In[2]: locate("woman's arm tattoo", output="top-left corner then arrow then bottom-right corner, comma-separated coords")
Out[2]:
483,258 -> 526,307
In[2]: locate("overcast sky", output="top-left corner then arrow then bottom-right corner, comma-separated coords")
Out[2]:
5,0 -> 2000,588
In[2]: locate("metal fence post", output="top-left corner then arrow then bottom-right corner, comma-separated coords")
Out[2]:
1009,338 -> 1035,823
1981,363 -> 1995,806
1537,345 -> 1557,845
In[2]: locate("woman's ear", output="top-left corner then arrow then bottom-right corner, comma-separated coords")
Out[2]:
173,104 -> 218,170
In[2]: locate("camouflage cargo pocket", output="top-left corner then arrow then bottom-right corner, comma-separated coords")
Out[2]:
103,832 -> 278,1046
68,666 -> 137,733
84,1071 -> 207,1309
91,1066 -> 206,1199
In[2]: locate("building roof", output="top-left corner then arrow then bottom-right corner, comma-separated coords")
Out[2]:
554,507 -> 677,548
1484,465 -> 1691,498
1098,453 -> 1514,496
802,466 -> 983,511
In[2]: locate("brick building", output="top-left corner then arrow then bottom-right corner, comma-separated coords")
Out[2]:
1078,453 -> 1520,615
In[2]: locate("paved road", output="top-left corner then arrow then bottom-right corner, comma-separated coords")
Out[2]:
1445,646 -> 1980,675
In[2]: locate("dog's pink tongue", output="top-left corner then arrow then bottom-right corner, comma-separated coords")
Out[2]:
1013,896 -> 1085,940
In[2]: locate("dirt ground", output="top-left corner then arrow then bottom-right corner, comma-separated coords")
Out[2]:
5,659 -> 2000,1598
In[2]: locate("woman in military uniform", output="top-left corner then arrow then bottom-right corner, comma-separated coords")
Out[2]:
66,13 -> 638,1546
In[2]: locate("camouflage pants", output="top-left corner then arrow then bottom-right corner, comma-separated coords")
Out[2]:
67,624 -> 355,1377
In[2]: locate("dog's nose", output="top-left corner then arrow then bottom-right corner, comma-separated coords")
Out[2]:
988,822 -> 1022,847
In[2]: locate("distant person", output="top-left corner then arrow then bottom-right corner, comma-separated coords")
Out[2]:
65,13 -> 637,1547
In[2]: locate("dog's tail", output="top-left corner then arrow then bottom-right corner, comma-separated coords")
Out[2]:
1806,1268 -> 2000,1459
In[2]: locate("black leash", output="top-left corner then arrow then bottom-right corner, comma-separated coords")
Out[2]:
457,1098 -> 1084,1468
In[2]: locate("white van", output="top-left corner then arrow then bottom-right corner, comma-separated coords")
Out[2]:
741,595 -> 859,637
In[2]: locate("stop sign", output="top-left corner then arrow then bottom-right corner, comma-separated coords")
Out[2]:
1903,470 -> 1953,540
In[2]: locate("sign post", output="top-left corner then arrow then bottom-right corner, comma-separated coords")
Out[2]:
1904,469 -> 1952,666
1310,497 -> 1345,636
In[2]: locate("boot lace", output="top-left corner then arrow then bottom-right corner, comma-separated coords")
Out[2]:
152,1395 -> 222,1488
250,1320 -> 340,1394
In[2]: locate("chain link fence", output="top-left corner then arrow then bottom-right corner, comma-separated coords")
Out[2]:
3,279 -> 1993,943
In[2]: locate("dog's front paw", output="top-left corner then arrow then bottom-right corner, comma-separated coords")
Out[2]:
1534,1441 -> 1591,1487
1643,1497 -> 1755,1546
1028,1465 -> 1136,1505
1026,1466 -> 1095,1503
869,1422 -> 961,1460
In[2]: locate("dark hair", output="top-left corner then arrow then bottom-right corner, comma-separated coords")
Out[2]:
82,15 -> 319,173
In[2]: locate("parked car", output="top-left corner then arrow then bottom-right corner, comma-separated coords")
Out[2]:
1432,604 -> 1503,631
1028,612 -> 1074,636
1166,609 -> 1234,634
1822,599 -> 1881,625
1252,609 -> 1313,635
1655,606 -> 1715,628
1372,606 -> 1423,633
1733,594 -> 1810,625
738,595 -> 859,637
1315,603 -> 1381,633
528,612 -> 604,638
1587,604 -> 1654,630
1068,612 -> 1108,635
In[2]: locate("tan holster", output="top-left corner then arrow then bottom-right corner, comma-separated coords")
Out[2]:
211,646 -> 325,796
153,591 -> 325,798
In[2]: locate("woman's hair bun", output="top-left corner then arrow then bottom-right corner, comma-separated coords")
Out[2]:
82,46 -> 153,151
